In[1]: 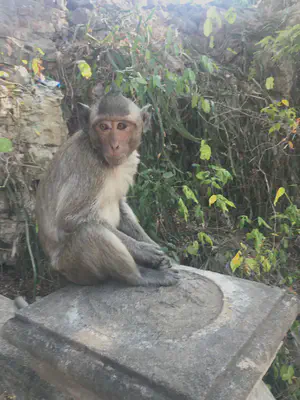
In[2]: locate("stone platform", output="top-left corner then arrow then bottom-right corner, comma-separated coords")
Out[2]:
1,266 -> 299,399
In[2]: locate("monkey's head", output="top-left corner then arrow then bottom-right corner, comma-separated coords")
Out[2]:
85,86 -> 151,166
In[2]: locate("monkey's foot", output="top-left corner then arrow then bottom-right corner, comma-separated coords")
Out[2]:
138,267 -> 180,287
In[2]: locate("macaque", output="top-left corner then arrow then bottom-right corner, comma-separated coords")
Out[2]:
35,85 -> 179,287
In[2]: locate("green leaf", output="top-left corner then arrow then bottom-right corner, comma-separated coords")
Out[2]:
245,258 -> 259,273
239,215 -> 252,229
183,68 -> 196,83
280,365 -> 288,379
166,27 -> 173,48
204,18 -> 213,37
198,232 -> 213,246
163,171 -> 174,179
230,251 -> 243,272
199,55 -> 214,73
269,122 -> 281,133
0,71 -> 9,78
77,60 -> 92,79
194,205 -> 204,221
209,36 -> 215,49
257,217 -> 272,230
246,229 -> 265,252
280,365 -> 294,383
212,165 -> 233,185
165,79 -> 175,95
227,47 -> 237,54
192,94 -> 199,108
136,76 -> 148,85
274,187 -> 285,206
178,198 -> 189,222
36,47 -> 45,55
207,6 -> 218,19
0,138 -> 13,153
152,75 -> 161,88
216,194 -> 235,208
32,58 -> 40,75
261,256 -> 271,272
115,72 -> 123,87
225,199 -> 236,208
209,195 -> 217,206
201,98 -> 211,113
183,185 -> 198,204
212,182 -> 222,189
200,140 -> 211,160
145,49 -> 151,61
225,7 -> 237,24
186,241 -> 199,256
188,69 -> 196,83
196,171 -> 210,180
170,122 -> 201,143
265,76 -> 274,90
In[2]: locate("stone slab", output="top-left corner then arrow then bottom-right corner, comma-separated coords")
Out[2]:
0,295 -> 73,399
248,381 -> 275,400
2,267 -> 299,400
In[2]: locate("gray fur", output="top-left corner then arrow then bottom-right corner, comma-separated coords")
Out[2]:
35,93 -> 178,287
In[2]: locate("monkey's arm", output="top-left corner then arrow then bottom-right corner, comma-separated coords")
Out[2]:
100,218 -> 172,270
118,199 -> 158,245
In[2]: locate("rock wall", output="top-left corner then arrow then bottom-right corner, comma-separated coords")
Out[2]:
0,0 -> 67,65
0,84 -> 68,266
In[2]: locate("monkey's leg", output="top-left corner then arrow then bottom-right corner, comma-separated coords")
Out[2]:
56,223 -> 178,287
101,221 -> 170,270
118,200 -> 174,269
119,199 -> 158,245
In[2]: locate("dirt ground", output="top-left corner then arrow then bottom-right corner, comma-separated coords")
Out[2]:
0,266 -> 61,303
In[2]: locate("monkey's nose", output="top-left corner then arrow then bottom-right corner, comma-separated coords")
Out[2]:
110,143 -> 120,151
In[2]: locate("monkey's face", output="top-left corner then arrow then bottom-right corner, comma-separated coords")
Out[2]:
93,118 -> 141,166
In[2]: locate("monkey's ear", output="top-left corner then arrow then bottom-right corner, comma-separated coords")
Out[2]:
141,105 -> 152,132
77,102 -> 91,131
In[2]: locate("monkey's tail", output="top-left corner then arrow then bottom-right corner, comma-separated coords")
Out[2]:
14,296 -> 29,310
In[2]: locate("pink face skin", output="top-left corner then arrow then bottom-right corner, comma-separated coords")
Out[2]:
94,120 -> 138,166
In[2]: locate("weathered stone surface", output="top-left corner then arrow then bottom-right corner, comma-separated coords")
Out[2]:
67,0 -> 94,10
70,7 -> 93,25
0,84 -> 68,265
0,295 -> 74,400
0,0 -> 67,64
1,86 -> 67,146
248,381 -> 275,400
2,267 -> 298,400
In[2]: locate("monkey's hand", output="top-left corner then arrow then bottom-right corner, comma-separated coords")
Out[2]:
111,227 -> 176,271
134,242 -> 169,269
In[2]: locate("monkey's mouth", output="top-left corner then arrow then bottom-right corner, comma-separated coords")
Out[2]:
104,155 -> 125,166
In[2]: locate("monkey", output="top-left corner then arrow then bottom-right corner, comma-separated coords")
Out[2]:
35,85 -> 179,287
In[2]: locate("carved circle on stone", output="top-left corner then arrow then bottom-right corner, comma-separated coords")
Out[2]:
87,271 -> 223,340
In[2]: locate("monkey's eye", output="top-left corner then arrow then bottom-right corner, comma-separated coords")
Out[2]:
99,123 -> 109,131
117,122 -> 127,130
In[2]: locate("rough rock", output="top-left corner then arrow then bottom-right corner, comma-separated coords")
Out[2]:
67,0 -> 94,10
0,84 -> 68,266
0,295 -> 73,399
0,0 -> 67,64
70,7 -> 93,25
2,266 -> 298,400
